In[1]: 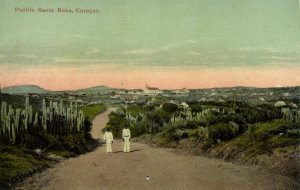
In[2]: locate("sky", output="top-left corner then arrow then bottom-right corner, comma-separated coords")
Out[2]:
0,0 -> 299,90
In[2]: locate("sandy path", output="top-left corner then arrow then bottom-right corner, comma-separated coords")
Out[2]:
15,109 -> 299,190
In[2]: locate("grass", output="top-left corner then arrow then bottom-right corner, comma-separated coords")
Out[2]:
0,145 -> 52,188
80,104 -> 107,120
231,120 -> 300,156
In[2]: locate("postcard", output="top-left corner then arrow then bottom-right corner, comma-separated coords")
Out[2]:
0,1 -> 299,189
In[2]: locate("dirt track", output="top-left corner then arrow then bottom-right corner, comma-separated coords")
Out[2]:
15,108 -> 299,190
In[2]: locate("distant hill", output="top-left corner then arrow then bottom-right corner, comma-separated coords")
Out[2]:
1,84 -> 299,95
74,86 -> 118,94
1,85 -> 50,94
0,85 -> 121,95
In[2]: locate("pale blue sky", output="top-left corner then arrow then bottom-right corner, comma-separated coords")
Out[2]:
0,0 -> 299,68
0,0 -> 300,89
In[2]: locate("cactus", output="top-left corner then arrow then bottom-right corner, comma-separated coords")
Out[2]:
11,122 -> 16,143
33,112 -> 38,127
42,99 -> 47,130
0,96 -> 86,144
1,102 -> 7,124
15,109 -> 21,134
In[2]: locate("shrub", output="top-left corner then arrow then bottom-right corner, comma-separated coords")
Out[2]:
186,121 -> 198,129
270,135 -> 299,148
46,135 -> 64,150
161,125 -> 180,142
208,123 -> 235,142
188,128 -> 208,140
162,103 -> 178,113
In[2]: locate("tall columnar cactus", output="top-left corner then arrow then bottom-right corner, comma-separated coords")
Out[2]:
5,114 -> 10,138
29,105 -> 33,123
14,109 -> 21,134
1,102 -> 7,124
1,96 -> 86,144
75,101 -> 78,113
49,100 -> 53,110
11,122 -> 16,143
42,99 -> 47,130
33,112 -> 38,127
60,99 -> 63,115
70,101 -> 73,113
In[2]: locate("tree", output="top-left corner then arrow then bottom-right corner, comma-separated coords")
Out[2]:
83,116 -> 92,138
162,103 -> 178,114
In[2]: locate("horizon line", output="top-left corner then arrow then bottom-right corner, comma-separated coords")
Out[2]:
1,83 -> 299,92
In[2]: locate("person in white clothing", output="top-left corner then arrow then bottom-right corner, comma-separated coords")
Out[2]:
122,125 -> 131,153
103,128 -> 113,153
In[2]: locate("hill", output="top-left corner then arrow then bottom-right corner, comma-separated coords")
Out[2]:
1,85 -> 50,94
74,86 -> 119,94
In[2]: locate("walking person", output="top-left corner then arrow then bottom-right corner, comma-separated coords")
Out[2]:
103,128 -> 113,153
122,125 -> 131,153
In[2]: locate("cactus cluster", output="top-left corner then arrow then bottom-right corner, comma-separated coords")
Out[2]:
171,108 -> 213,123
281,108 -> 300,122
0,97 -> 84,144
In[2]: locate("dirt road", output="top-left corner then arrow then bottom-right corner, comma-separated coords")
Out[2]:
15,109 -> 299,190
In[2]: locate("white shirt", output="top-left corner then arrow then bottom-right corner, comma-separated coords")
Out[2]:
122,128 -> 131,138
103,131 -> 113,142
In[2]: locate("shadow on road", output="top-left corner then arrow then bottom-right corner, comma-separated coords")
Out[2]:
113,149 -> 143,153
131,149 -> 143,152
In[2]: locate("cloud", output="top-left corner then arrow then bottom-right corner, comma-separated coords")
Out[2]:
269,56 -> 296,61
188,51 -> 202,55
51,56 -> 150,67
53,57 -> 104,64
186,40 -> 196,44
239,47 -> 281,53
85,48 -> 100,55
16,53 -> 38,59
123,45 -> 176,55
69,34 -> 100,41
123,48 -> 159,55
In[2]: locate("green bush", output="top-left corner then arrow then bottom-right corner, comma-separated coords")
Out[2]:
188,128 -> 208,140
269,135 -> 299,148
0,145 -> 51,187
104,111 -> 127,138
232,120 -> 300,157
208,123 -> 235,142
46,135 -> 64,150
186,120 -> 198,129
161,125 -> 181,142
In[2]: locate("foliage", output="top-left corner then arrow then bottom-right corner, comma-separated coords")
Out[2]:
0,145 -> 52,188
104,111 -> 127,138
107,100 -> 299,158
80,104 -> 106,120
0,94 -> 101,187
161,103 -> 178,113
232,120 -> 300,156
208,123 -> 236,142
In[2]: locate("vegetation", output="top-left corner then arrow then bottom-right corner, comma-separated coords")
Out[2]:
80,104 -> 107,120
0,145 -> 52,187
232,120 -> 300,156
0,94 -> 107,188
107,100 -> 300,158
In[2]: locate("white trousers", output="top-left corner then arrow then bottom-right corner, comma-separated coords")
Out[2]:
106,141 -> 112,153
123,137 -> 130,152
